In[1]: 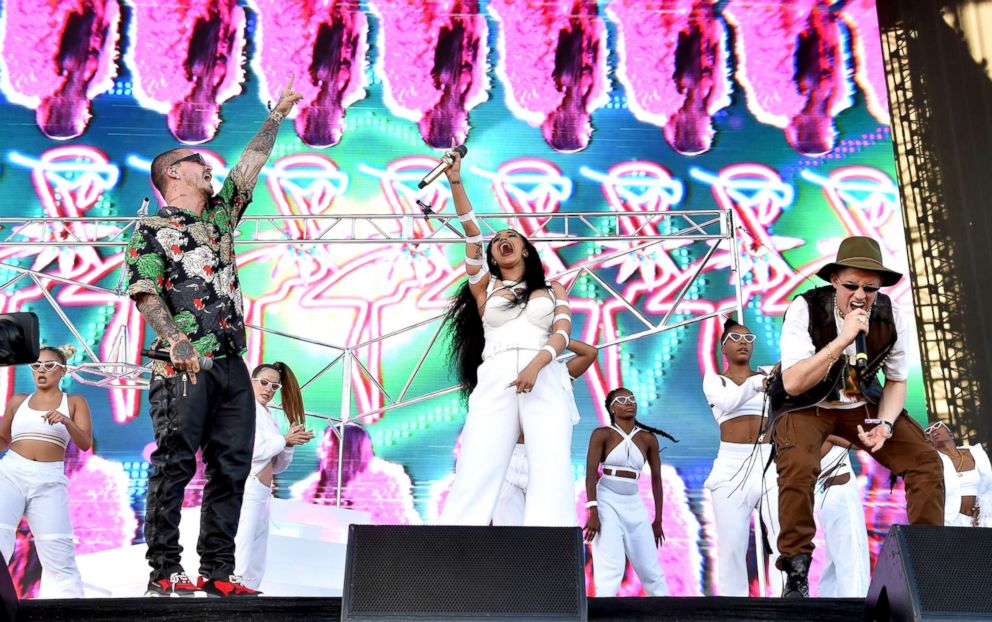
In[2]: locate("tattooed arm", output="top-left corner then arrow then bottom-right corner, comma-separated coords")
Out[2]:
228,75 -> 303,201
134,293 -> 200,379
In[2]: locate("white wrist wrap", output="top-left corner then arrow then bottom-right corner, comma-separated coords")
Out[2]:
555,329 -> 570,347
542,344 -> 558,360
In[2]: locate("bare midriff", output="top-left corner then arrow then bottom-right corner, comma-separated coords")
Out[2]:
719,415 -> 767,444
9,439 -> 66,462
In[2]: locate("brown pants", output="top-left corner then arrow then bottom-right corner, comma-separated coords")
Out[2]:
773,404 -> 944,566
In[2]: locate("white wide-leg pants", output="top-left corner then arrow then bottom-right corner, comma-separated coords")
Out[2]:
705,442 -> 782,596
233,475 -> 272,589
814,476 -> 870,597
438,352 -> 576,526
0,451 -> 83,598
591,476 -> 668,596
491,444 -> 528,526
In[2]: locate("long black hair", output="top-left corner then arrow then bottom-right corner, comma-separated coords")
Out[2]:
604,387 -> 678,443
445,230 -> 547,394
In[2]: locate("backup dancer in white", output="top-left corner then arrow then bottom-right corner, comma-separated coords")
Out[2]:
702,319 -> 782,596
813,438 -> 869,597
926,421 -> 992,527
0,346 -> 91,598
584,387 -> 676,596
234,362 -> 313,589
438,144 -> 577,527
491,339 -> 598,526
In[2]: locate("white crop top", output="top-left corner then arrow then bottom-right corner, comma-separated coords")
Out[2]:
958,465 -> 980,497
481,280 -> 559,360
702,373 -> 767,425
603,425 -> 646,478
10,392 -> 72,449
250,401 -> 295,478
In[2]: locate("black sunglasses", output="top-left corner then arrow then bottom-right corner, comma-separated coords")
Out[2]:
170,152 -> 207,167
840,282 -> 880,294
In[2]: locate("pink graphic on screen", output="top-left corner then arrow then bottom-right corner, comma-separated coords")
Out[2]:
250,0 -> 369,148
125,0 -> 247,144
840,0 -> 890,125
608,0 -> 731,155
370,0 -> 489,148
724,0 -> 853,156
488,0 -> 609,153
0,0 -> 120,140
293,424 -> 422,524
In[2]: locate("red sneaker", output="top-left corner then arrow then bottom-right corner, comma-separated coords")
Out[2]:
145,572 -> 201,597
197,575 -> 262,597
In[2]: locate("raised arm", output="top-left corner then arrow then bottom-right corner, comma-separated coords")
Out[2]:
226,75 -> 303,217
565,338 -> 597,379
443,142 -> 489,297
781,297 -> 864,396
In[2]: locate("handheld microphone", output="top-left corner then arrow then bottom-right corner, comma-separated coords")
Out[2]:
418,144 -> 468,189
142,347 -> 214,371
854,332 -> 868,371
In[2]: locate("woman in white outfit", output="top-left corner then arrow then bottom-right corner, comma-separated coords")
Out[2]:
702,318 -> 782,596
814,438 -> 869,597
925,421 -> 992,527
583,387 -> 676,596
438,145 -> 577,527
491,339 -> 598,526
0,345 -> 91,598
234,362 -> 313,589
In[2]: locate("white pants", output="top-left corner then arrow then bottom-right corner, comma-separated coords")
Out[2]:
234,475 -> 272,589
492,444 -> 528,526
439,352 -> 576,526
591,477 -> 668,596
946,513 -> 974,527
705,442 -> 782,596
814,474 -> 870,597
0,451 -> 83,598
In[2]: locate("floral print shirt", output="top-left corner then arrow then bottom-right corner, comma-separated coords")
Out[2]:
126,177 -> 251,374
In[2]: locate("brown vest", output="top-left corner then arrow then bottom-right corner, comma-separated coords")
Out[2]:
800,286 -> 898,403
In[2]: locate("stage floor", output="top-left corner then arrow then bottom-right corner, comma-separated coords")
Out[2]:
15,596 -> 866,621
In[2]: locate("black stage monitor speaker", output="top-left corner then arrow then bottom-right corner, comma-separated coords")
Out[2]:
865,525 -> 992,621
342,525 -> 587,621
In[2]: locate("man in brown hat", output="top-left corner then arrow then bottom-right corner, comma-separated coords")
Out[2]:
772,236 -> 944,597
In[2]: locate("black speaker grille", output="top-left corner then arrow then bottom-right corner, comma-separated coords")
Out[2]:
343,526 -> 585,620
901,526 -> 992,614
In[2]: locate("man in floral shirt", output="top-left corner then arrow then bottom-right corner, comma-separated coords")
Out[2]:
126,77 -> 301,598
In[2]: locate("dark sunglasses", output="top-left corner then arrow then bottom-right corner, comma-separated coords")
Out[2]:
170,152 -> 207,167
840,282 -> 880,294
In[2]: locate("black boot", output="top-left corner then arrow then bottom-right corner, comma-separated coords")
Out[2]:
778,554 -> 811,598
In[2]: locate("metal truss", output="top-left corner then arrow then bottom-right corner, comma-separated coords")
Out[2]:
881,18 -> 982,438
0,209 -> 726,247
0,208 -> 741,505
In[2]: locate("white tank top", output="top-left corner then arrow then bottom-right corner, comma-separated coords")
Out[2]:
10,392 -> 72,449
959,460 -> 980,497
481,280 -> 556,360
603,424 -> 646,477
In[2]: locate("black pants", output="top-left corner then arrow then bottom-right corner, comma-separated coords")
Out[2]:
144,356 -> 255,581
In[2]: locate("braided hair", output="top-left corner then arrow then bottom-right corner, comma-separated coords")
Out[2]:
604,387 -> 678,443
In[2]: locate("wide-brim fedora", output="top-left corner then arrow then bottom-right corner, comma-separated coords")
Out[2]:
815,236 -> 902,287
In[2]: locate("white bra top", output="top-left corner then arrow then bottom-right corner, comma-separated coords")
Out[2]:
481,280 -> 557,360
958,465 -> 980,496
10,392 -> 71,449
702,373 -> 767,425
603,424 -> 645,477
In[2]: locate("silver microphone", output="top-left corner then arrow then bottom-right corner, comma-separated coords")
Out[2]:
418,144 -> 468,189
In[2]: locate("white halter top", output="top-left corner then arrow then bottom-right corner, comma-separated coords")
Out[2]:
603,424 -> 645,477
10,392 -> 71,449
